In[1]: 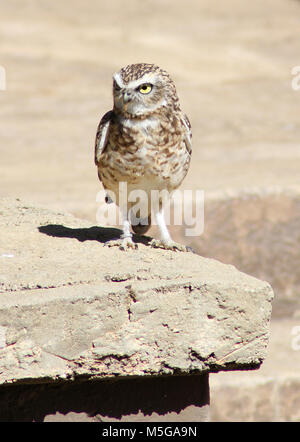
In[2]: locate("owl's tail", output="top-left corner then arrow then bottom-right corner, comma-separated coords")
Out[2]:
131,214 -> 151,236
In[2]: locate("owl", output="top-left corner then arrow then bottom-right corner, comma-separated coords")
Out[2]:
94,63 -> 192,251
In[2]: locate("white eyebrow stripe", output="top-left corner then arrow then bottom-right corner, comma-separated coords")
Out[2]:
127,74 -> 157,89
113,73 -> 158,90
113,72 -> 125,88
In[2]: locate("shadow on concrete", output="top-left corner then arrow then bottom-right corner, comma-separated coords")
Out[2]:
38,224 -> 151,246
0,374 -> 209,422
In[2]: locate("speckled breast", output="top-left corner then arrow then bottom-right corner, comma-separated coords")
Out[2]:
98,114 -> 190,199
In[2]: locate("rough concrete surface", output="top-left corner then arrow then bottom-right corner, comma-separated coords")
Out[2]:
0,197 -> 273,384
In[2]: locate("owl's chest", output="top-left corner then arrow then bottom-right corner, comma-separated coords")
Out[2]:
110,117 -> 181,158
98,117 -> 188,189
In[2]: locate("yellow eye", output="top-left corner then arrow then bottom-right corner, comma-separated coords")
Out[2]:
139,84 -> 152,94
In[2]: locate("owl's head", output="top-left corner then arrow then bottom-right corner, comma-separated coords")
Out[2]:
112,63 -> 179,118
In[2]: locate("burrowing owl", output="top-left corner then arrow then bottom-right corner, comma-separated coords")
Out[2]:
95,63 -> 192,251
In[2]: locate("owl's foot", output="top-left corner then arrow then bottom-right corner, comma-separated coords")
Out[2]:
105,236 -> 138,251
150,239 -> 192,252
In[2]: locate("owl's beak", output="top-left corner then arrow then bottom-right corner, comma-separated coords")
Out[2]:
123,91 -> 133,103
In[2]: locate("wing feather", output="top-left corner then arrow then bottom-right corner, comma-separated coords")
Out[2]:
94,110 -> 113,166
181,113 -> 192,156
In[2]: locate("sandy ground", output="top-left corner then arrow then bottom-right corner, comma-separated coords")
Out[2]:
1,0 -> 300,224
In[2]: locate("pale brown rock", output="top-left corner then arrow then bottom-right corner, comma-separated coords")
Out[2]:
0,197 -> 273,384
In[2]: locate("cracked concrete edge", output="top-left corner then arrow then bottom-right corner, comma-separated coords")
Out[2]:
0,277 -> 273,385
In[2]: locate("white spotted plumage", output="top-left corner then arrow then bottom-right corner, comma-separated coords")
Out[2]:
95,63 -> 192,251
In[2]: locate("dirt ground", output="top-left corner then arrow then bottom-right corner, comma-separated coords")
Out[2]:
1,0 -> 300,223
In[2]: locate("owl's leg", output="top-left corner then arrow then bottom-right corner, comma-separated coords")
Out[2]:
105,211 -> 138,251
150,208 -> 191,252
119,218 -> 138,250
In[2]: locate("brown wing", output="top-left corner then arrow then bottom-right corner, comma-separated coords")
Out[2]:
94,110 -> 114,167
181,113 -> 192,156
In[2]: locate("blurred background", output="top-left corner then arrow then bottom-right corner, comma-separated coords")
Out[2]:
1,0 -> 300,421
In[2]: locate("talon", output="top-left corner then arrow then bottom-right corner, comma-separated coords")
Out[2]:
150,239 -> 190,252
120,237 -> 138,250
104,237 -> 138,251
